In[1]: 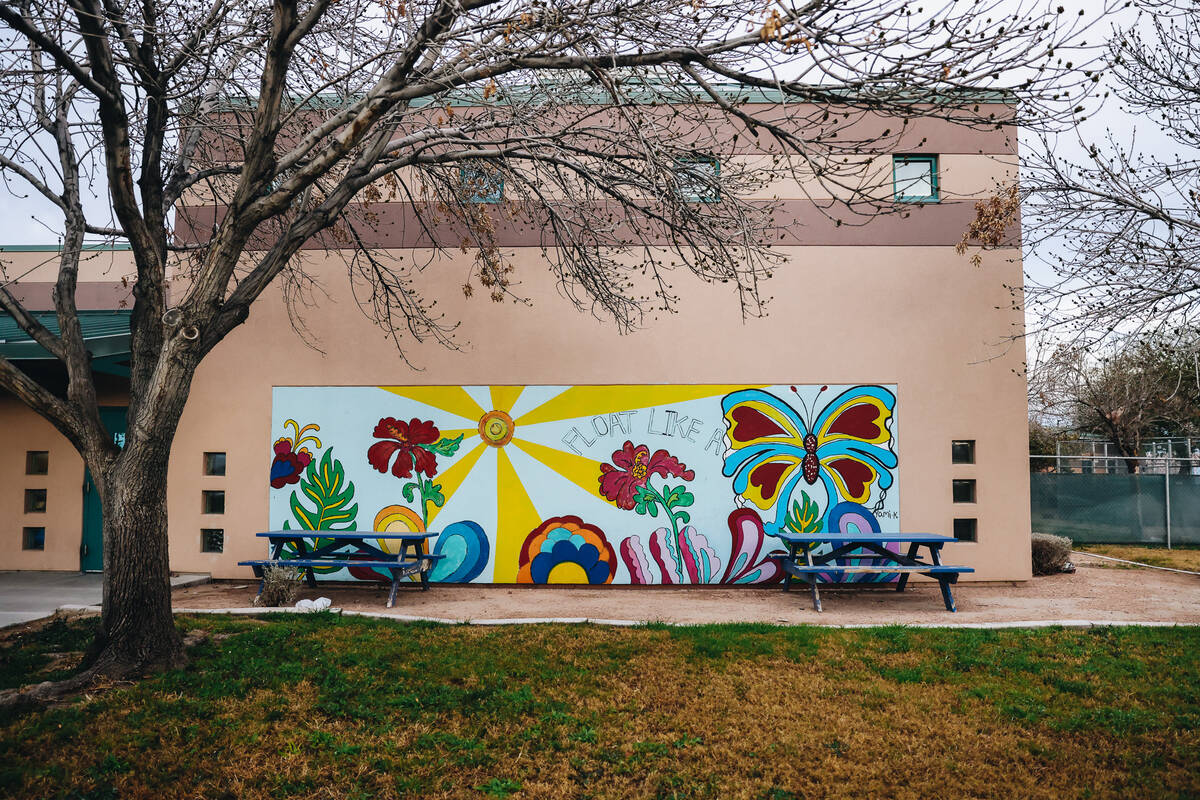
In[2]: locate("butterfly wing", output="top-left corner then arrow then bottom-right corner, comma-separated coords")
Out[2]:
812,386 -> 898,504
721,389 -> 811,534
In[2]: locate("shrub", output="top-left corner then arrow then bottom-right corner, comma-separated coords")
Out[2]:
253,565 -> 303,607
1031,533 -> 1073,576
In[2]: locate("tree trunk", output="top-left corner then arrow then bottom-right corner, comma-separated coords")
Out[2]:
88,447 -> 185,676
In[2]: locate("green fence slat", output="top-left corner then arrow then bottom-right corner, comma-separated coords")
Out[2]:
1029,472 -> 1200,545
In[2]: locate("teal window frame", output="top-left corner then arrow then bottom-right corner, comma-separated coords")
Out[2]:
673,155 -> 721,203
458,165 -> 504,204
892,154 -> 939,203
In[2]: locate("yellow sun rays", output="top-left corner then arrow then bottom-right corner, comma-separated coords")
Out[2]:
514,384 -> 757,427
378,384 -> 741,583
494,449 -> 541,582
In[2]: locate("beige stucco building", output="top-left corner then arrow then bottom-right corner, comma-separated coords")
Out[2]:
0,99 -> 1031,583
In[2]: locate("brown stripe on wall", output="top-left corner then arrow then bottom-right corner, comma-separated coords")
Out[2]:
5,281 -> 134,310
199,104 -> 1016,162
175,199 -> 1015,250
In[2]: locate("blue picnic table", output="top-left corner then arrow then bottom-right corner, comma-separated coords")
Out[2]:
239,531 -> 444,607
776,532 -> 973,612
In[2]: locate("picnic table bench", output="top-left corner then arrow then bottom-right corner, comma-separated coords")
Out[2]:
238,530 -> 444,608
776,532 -> 973,612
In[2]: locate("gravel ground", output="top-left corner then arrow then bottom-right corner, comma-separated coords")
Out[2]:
171,554 -> 1200,626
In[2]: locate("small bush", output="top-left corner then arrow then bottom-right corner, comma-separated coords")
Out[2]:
1031,533 -> 1073,576
254,565 -> 303,607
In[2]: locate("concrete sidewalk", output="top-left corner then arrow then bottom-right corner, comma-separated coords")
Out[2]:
0,571 -> 209,628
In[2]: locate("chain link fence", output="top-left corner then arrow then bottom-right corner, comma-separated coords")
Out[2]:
1030,454 -> 1200,546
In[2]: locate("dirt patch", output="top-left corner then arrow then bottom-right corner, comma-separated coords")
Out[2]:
172,559 -> 1200,625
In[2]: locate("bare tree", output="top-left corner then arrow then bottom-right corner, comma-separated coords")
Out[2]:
0,0 -> 1102,691
1024,0 -> 1200,344
1029,334 -> 1200,470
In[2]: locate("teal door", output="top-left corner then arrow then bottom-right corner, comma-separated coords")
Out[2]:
80,407 -> 127,572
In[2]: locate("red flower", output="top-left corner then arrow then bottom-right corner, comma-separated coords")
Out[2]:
270,439 -> 312,489
368,417 -> 441,479
598,441 -> 695,510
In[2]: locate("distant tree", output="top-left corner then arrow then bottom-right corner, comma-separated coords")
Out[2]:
1029,334 -> 1200,471
0,0 -> 1105,698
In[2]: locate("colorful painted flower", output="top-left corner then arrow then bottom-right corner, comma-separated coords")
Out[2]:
368,417 -> 441,479
722,509 -> 787,584
517,516 -> 616,584
270,420 -> 321,489
599,441 -> 695,510
620,525 -> 722,585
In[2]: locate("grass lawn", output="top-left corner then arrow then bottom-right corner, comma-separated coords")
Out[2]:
1076,544 -> 1200,572
1,615 -> 1197,799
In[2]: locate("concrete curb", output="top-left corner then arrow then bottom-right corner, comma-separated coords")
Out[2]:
52,605 -> 1200,629
170,573 -> 212,589
51,606 -> 1200,633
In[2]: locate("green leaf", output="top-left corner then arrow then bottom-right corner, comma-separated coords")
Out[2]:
633,485 -> 659,516
425,482 -> 446,509
402,482 -> 420,503
289,448 -> 359,531
674,510 -> 691,525
423,434 -> 464,457
663,485 -> 694,510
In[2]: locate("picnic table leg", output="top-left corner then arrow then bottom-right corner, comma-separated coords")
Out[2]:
804,544 -> 822,612
929,545 -> 957,611
387,569 -> 400,608
295,538 -> 318,588
896,542 -> 920,592
938,579 -> 957,612
252,564 -> 265,599
782,543 -> 797,592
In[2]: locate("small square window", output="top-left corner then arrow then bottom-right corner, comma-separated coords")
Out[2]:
951,440 -> 976,464
953,518 -> 978,542
25,451 -> 49,475
24,489 -> 47,513
673,156 -> 720,203
201,529 -> 224,553
458,165 -> 504,203
893,155 -> 939,202
204,452 -> 226,476
952,479 -> 977,503
202,490 -> 225,514
22,527 -> 45,550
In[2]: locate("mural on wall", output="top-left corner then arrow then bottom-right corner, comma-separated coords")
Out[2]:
268,384 -> 899,585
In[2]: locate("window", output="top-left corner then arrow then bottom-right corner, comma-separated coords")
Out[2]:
953,518 -> 978,542
952,479 -> 977,503
951,440 -> 976,464
673,156 -> 720,203
22,527 -> 45,551
893,155 -> 939,202
203,452 -> 226,476
202,490 -> 225,514
25,451 -> 48,475
24,489 -> 46,513
458,166 -> 504,203
201,529 -> 224,553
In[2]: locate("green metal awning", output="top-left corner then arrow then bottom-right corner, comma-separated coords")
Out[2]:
0,310 -> 132,375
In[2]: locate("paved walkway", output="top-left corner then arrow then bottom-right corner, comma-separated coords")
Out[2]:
0,571 -> 209,628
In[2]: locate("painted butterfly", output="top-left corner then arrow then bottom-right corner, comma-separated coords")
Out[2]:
721,385 -> 898,535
